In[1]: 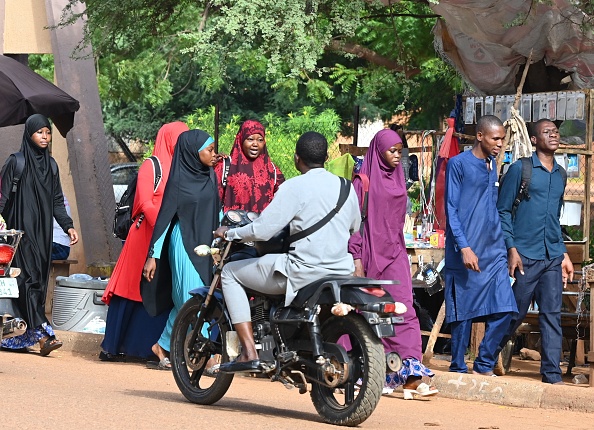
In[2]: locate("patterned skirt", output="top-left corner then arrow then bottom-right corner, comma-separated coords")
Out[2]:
1,322 -> 55,349
385,358 -> 434,388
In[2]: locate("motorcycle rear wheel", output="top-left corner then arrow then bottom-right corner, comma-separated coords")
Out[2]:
171,295 -> 234,405
310,314 -> 385,427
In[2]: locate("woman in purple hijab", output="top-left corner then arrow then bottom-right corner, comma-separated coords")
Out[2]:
348,128 -> 438,399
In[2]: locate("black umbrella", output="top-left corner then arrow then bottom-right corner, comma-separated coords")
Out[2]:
0,55 -> 80,137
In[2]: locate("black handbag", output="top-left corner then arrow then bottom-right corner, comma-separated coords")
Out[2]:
254,177 -> 351,256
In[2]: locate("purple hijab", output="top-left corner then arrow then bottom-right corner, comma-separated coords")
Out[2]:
355,129 -> 406,277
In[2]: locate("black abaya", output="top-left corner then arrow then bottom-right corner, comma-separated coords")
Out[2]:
0,114 -> 73,329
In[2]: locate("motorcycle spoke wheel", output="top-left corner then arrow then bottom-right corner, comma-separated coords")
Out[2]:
170,296 -> 234,405
310,314 -> 385,427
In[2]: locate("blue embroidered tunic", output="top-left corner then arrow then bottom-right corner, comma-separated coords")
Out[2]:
444,150 -> 517,323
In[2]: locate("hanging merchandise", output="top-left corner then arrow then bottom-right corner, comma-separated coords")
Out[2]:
434,118 -> 460,230
503,106 -> 533,167
418,130 -> 437,239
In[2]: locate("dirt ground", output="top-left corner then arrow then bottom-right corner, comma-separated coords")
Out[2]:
1,346 -> 592,430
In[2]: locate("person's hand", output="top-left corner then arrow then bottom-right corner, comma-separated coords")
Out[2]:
215,153 -> 229,164
461,247 -> 480,272
353,259 -> 365,277
561,252 -> 574,289
143,258 -> 157,281
507,247 -> 523,278
67,228 -> 79,245
213,226 -> 229,240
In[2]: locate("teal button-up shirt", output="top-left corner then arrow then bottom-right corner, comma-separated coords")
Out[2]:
497,152 -> 567,260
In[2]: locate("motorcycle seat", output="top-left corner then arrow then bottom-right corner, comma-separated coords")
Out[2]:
291,275 -> 397,308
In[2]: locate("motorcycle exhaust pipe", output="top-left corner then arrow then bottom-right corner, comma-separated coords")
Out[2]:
2,317 -> 27,339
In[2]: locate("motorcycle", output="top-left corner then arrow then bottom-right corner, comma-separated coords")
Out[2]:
170,211 -> 405,426
0,230 -> 27,341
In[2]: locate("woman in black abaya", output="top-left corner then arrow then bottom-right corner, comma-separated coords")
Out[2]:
142,129 -> 219,369
0,114 -> 79,355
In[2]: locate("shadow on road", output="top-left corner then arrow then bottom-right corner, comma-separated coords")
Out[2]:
121,389 -> 322,423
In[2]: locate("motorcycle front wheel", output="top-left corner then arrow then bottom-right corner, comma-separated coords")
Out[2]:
171,295 -> 234,405
310,314 -> 385,427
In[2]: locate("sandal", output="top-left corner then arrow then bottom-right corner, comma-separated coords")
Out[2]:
39,338 -> 63,356
402,382 -> 439,400
204,363 -> 220,377
146,357 -> 171,370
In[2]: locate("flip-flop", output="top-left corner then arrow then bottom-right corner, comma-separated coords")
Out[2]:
204,363 -> 220,377
146,357 -> 171,370
40,338 -> 63,357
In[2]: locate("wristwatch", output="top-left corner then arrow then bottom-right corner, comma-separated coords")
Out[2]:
223,229 -> 231,241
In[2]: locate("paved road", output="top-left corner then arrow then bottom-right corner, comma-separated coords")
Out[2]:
1,348 -> 592,430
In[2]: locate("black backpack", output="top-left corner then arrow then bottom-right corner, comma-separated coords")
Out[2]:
499,157 -> 567,219
113,156 -> 161,240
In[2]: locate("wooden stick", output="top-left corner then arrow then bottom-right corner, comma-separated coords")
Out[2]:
422,301 -> 447,365
514,49 -> 533,110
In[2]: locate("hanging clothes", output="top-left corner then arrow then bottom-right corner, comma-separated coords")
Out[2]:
434,118 -> 460,230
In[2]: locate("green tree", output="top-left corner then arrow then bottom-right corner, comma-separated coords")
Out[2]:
57,0 -> 463,140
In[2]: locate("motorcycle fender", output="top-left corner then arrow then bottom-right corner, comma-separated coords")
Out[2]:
359,311 -> 395,339
188,287 -> 232,326
189,286 -> 223,301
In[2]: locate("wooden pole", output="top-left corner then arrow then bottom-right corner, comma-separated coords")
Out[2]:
422,301 -> 446,364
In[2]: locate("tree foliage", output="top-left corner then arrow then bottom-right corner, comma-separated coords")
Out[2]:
57,0 -> 463,142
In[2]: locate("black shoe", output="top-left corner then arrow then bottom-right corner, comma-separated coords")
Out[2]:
219,359 -> 261,373
99,351 -> 126,362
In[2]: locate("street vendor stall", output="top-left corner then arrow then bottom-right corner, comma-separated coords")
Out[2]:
339,89 -> 593,377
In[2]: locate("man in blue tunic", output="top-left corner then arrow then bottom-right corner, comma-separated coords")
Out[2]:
444,115 -> 518,375
496,119 -> 573,385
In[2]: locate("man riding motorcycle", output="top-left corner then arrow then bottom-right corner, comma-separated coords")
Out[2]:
213,131 -> 361,373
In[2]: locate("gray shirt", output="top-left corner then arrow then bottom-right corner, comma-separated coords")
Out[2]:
226,168 -> 361,305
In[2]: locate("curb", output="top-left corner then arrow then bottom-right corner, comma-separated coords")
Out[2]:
54,330 -> 594,413
55,330 -> 103,357
431,370 -> 594,413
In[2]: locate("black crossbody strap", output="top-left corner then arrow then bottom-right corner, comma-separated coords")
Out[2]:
289,177 -> 350,244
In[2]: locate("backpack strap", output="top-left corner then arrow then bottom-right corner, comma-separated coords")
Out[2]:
148,155 -> 162,192
288,177 -> 351,246
511,157 -> 532,219
11,153 -> 59,194
221,157 -> 231,188
11,152 -> 25,194
352,173 -> 370,234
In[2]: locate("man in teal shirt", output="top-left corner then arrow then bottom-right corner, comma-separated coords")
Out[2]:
496,118 -> 574,385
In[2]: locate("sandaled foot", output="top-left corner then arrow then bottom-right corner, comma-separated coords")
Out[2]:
146,357 -> 171,370
204,355 -> 221,377
39,337 -> 63,357
402,379 -> 439,400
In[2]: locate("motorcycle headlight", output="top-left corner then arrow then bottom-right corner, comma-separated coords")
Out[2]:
246,211 -> 259,221
226,210 -> 242,223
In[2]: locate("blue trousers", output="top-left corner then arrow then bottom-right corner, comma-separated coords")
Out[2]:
496,254 -> 564,383
450,312 -> 513,373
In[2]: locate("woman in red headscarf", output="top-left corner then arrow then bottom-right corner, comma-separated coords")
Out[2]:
100,121 -> 189,361
214,120 -> 284,213
205,120 -> 283,374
